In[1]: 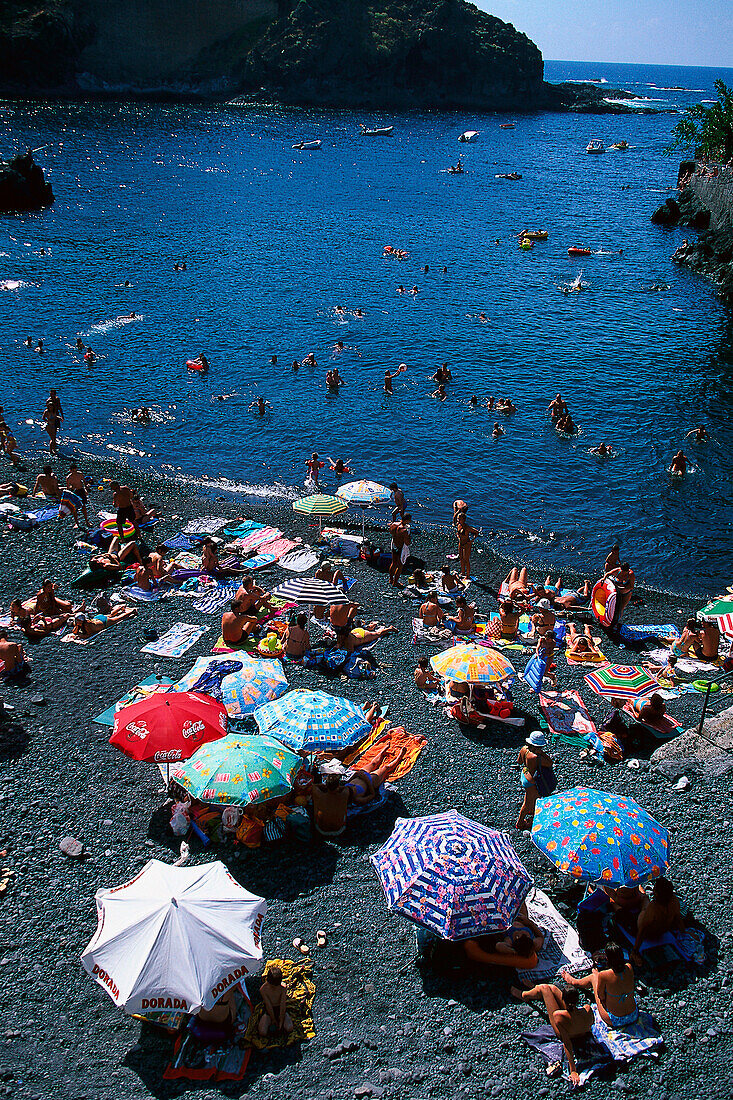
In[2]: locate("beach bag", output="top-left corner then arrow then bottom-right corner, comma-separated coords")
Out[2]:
345,654 -> 376,680
286,806 -> 312,842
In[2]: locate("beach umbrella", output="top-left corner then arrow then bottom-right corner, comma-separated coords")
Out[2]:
169,733 -> 302,806
336,480 -> 393,536
293,493 -> 347,530
254,688 -> 370,752
370,810 -> 532,940
531,786 -> 669,886
109,691 -> 227,764
172,655 -> 288,718
270,576 -> 348,606
584,664 -> 659,701
81,859 -> 266,1015
431,643 -> 515,685
698,597 -> 733,636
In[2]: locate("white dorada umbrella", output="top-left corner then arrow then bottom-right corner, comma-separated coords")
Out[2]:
81,860 -> 266,1016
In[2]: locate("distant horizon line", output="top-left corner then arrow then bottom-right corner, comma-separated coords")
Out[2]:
545,58 -> 733,71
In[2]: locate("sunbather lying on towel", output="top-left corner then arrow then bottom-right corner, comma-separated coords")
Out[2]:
511,984 -> 593,1085
72,602 -> 136,637
563,943 -> 639,1029
566,624 -> 603,661
553,580 -> 591,609
346,745 -> 403,806
345,622 -> 397,654
9,601 -> 69,641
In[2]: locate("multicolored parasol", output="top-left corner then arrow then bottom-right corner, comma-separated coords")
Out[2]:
254,689 -> 370,752
336,480 -> 393,506
293,494 -> 348,519
698,597 -> 733,637
584,664 -> 659,701
531,786 -> 669,886
169,733 -> 302,806
371,810 -> 532,940
431,643 -> 515,685
173,655 -> 288,718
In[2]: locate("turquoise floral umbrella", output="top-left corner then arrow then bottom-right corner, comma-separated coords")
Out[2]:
169,733 -> 302,806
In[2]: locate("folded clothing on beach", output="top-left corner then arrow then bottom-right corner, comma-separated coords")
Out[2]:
412,617 -> 453,645
93,675 -> 175,725
244,958 -> 316,1050
523,887 -> 593,982
346,725 -> 426,781
183,516 -> 228,535
121,584 -> 171,603
141,623 -> 209,658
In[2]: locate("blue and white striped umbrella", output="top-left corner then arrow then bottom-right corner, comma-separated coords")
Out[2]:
254,689 -> 371,752
370,810 -> 532,940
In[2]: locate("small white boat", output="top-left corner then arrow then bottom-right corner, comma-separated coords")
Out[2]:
360,125 -> 394,136
459,130 -> 479,143
586,139 -> 605,154
292,140 -> 322,150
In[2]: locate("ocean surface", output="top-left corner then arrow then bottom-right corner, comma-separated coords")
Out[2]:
1,59 -> 732,594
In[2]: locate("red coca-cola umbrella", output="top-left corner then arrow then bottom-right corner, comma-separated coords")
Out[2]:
110,691 -> 227,765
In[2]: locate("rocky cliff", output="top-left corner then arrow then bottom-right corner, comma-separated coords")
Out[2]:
652,163 -> 733,308
0,0 -> 644,112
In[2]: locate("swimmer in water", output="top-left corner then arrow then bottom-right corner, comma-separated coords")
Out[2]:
685,426 -> 710,443
24,336 -> 32,348
195,354 -> 209,371
124,279 -> 131,287
589,442 -> 612,456
423,265 -> 429,274
292,359 -> 299,372
133,407 -> 152,424
384,370 -> 395,395
354,308 -> 364,317
302,352 -> 317,368
479,313 -> 487,323
470,395 -> 478,406
128,312 -> 136,319
492,423 -> 504,438
397,285 -> 405,293
411,286 -> 419,295
670,450 -> 687,476
431,384 -> 447,401
249,397 -> 272,416
305,452 -> 324,486
329,457 -> 352,480
270,355 -> 277,366
85,346 -> 96,364
327,368 -> 344,390
486,396 -> 495,411
75,337 -> 84,352
36,339 -> 44,354
334,339 -> 344,352
443,266 -> 448,274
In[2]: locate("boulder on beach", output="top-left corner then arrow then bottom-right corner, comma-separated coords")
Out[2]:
0,150 -> 54,213
651,703 -> 733,780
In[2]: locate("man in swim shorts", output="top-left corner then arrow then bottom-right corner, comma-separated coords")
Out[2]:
33,466 -> 61,500
389,513 -> 411,587
110,481 -> 140,541
0,630 -> 31,678
66,462 -> 88,505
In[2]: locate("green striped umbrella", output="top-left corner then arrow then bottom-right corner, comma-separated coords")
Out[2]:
698,598 -> 733,636
293,494 -> 347,530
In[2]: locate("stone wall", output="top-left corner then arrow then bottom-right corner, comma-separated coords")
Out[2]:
77,0 -> 276,87
689,171 -> 733,230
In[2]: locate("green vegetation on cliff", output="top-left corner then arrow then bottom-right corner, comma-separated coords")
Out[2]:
667,80 -> 733,162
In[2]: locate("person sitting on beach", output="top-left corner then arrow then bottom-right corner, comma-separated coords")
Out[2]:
439,564 -> 463,592
285,612 -> 310,658
406,567 -> 430,593
193,988 -> 237,1042
697,617 -> 720,660
258,966 -> 293,1038
566,623 -> 601,660
608,562 -> 635,614
33,466 -> 61,500
236,574 -> 272,614
10,600 -> 69,641
531,598 -> 556,638
448,596 -> 476,634
72,602 -> 136,637
419,591 -> 446,628
0,630 -> 31,678
672,618 -> 702,659
311,772 -> 350,836
563,943 -> 638,1030
316,559 -> 346,588
554,579 -> 592,609
134,557 -> 157,592
499,599 -> 520,639
510,984 -> 592,1087
201,538 -> 246,577
670,450 -> 687,476
150,544 -> 175,582
329,598 -> 359,641
132,490 -> 158,524
35,579 -> 72,616
631,877 -> 686,965
222,598 -> 258,645
414,656 -> 441,692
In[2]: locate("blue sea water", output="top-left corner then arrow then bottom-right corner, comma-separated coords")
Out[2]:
1,60 -> 732,593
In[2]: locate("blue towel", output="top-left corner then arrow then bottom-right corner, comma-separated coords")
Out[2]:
619,623 -> 680,642
121,585 -> 170,603
163,532 -> 198,551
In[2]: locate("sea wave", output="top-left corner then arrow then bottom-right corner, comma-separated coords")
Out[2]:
174,473 -> 301,501
83,314 -> 142,335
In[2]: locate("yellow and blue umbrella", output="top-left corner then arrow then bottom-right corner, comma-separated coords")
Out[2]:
531,787 -> 669,886
169,733 -> 302,806
371,810 -> 532,940
336,480 -> 392,506
431,643 -> 515,685
254,689 -> 370,752
173,656 -> 288,718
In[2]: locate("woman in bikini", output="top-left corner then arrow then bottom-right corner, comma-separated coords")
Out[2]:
563,943 -> 638,1029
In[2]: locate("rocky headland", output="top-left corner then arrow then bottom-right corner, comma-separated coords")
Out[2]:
652,161 -> 733,308
0,0 -> 647,112
0,150 -> 54,213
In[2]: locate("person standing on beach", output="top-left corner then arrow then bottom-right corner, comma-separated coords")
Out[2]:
110,481 -> 140,541
390,482 -> 406,519
389,512 -> 411,587
456,511 -> 478,578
